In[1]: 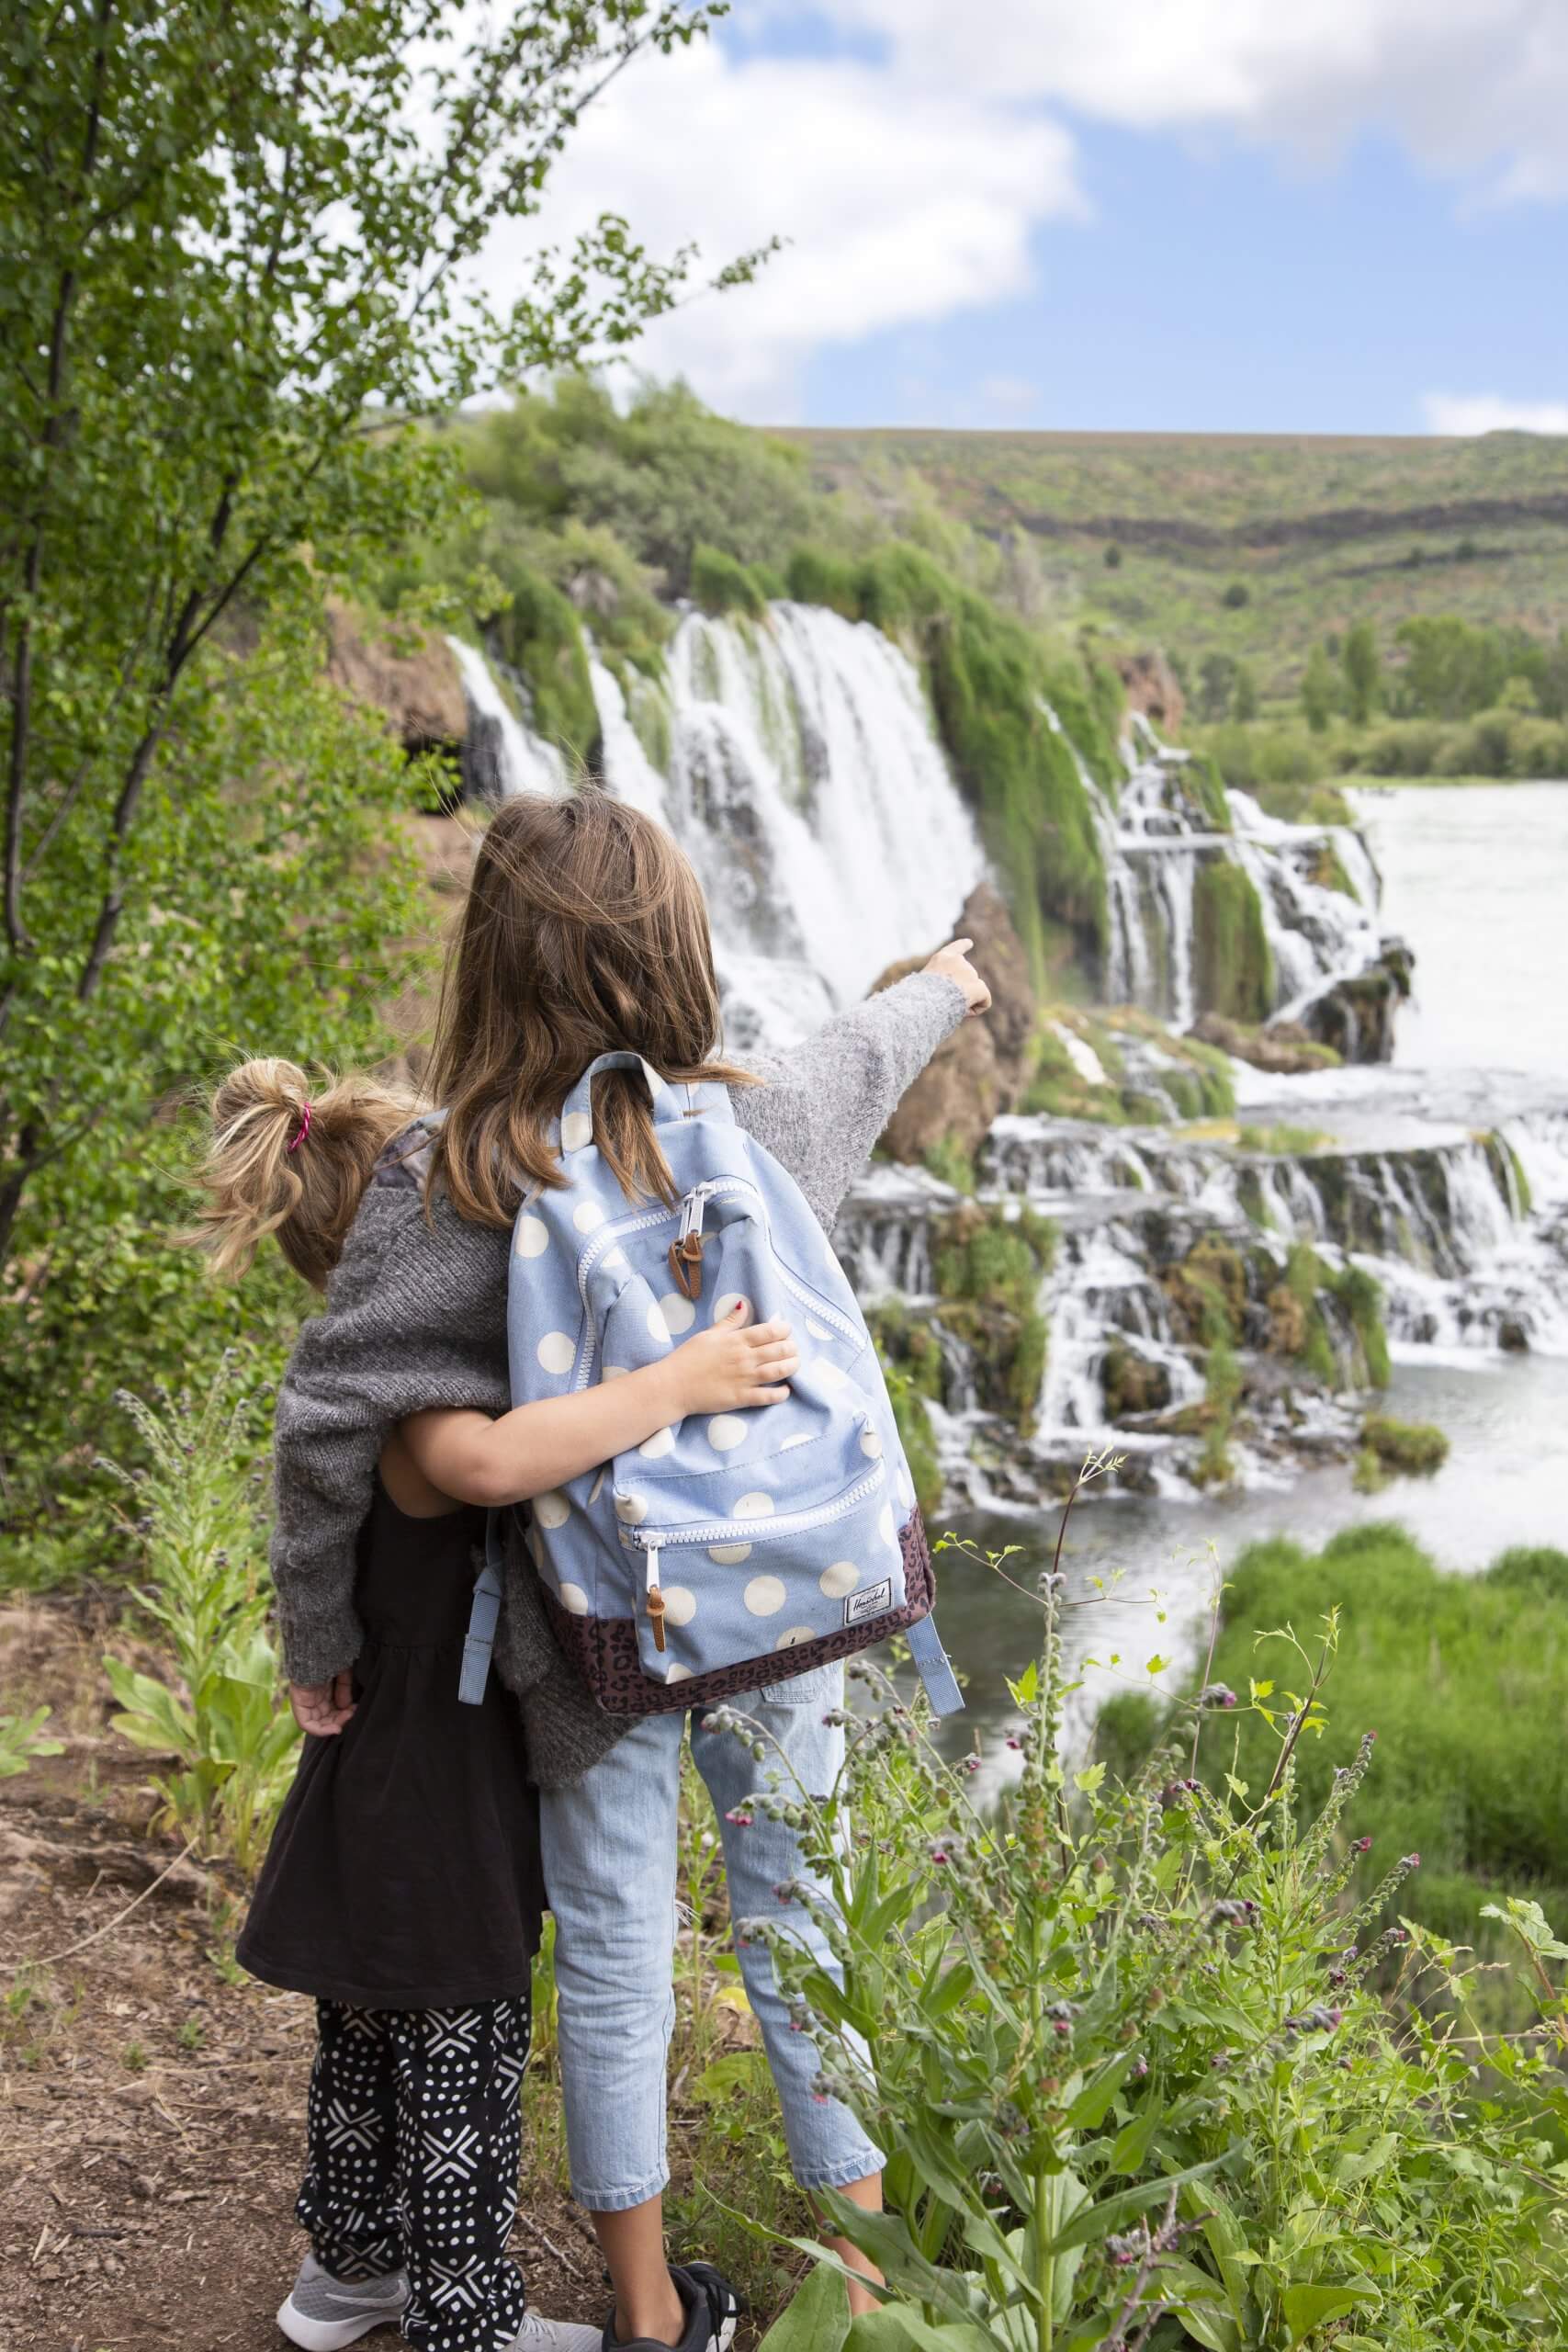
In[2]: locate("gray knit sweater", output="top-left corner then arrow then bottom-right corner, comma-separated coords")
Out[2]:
269,970 -> 966,1786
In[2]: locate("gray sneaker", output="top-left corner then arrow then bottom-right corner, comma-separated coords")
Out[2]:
511,2313 -> 604,2352
276,2253 -> 410,2350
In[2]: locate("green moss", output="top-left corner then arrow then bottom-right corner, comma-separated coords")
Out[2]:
1192,856 -> 1274,1024
931,1205 -> 1056,1435
1237,1122 -> 1334,1155
878,1354 -> 942,1517
488,573 -> 598,758
1307,839 -> 1358,896
1185,752 -> 1233,832
690,543 -> 767,621
922,1136 -> 977,1194
1362,1414 -> 1449,1476
1483,1130 -> 1533,1218
1329,1262 -> 1392,1388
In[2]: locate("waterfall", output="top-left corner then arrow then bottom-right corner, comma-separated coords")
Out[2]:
637,605 -> 986,1038
1095,748 -> 1382,1027
446,637 -> 567,797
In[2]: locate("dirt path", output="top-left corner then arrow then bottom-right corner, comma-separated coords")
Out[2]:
0,1601 -> 629,2352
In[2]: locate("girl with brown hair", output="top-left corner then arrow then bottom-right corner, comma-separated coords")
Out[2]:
263,788 -> 989,2351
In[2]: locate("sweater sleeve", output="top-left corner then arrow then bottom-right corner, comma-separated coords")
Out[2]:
267,1192 -> 512,1686
733,969 -> 968,1231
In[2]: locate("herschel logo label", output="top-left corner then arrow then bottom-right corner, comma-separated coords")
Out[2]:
845,1577 -> 893,1628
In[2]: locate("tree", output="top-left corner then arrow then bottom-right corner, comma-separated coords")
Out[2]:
1231,662 -> 1259,723
1341,623 -> 1382,726
1222,580 -> 1250,609
1198,652 -> 1239,723
0,1 -> 761,1268
1103,543 -> 1123,570
1300,643 -> 1339,734
1393,616 -> 1509,719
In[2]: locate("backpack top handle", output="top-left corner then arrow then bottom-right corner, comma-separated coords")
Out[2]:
558,1052 -> 680,1149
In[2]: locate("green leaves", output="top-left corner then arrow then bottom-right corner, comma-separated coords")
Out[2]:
756,2264 -> 850,2352
0,1707 -> 65,1780
1280,2281 -> 1381,2344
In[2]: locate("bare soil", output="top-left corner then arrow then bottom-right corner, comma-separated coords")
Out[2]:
0,1600 -> 766,2352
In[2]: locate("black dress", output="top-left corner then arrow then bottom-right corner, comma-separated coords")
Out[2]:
240,1481 -> 545,2010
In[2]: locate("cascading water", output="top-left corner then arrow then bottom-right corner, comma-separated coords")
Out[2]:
446,637 -> 567,798
1094,749 -> 1382,1029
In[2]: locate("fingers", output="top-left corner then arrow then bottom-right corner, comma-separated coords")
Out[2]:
743,1317 -> 791,1345
745,1383 -> 793,1406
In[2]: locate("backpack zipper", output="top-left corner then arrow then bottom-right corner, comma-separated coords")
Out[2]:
619,1457 -> 886,1555
568,1175 -> 862,1387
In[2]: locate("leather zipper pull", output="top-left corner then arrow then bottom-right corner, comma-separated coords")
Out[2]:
667,1231 -> 704,1300
645,1544 -> 667,1655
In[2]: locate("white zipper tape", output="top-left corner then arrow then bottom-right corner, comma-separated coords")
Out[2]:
618,1458 -> 886,1553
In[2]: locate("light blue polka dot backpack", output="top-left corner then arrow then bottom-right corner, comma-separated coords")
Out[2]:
466,1052 -> 961,1720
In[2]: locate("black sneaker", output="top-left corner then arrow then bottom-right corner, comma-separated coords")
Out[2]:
603,2263 -> 741,2352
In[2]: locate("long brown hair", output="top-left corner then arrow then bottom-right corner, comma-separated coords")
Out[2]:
188,1058 -> 420,1289
427,791 -> 752,1227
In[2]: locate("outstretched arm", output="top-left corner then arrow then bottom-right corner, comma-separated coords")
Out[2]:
736,943 -> 989,1232
400,1313 -> 798,1508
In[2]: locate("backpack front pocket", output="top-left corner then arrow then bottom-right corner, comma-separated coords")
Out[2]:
615,1456 -> 908,1689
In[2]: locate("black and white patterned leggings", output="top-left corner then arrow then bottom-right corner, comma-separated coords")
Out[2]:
297,1995 -> 531,2352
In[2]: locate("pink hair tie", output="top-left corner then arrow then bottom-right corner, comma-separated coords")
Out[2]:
286,1101 -> 313,1154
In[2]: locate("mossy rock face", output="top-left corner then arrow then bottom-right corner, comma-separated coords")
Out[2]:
1162,1234 -> 1249,1346
931,1204 -> 1055,1432
1101,1342 -> 1173,1419
1191,855 -> 1274,1025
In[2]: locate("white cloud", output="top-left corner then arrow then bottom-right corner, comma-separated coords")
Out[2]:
474,3 -> 1568,419
483,42 -> 1084,420
1423,391 -> 1568,435
798,1 -> 1568,197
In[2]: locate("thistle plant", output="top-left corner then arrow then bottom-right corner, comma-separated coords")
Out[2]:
724,1461 -> 1568,2352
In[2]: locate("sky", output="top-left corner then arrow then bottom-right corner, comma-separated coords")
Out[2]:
496,0 -> 1568,435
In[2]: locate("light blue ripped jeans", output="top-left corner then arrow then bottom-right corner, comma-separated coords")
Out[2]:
538,1660 -> 884,2211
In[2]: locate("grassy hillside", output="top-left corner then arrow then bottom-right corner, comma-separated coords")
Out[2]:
785,427 -> 1568,702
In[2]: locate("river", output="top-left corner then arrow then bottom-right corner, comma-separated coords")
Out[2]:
937,781 -> 1568,1759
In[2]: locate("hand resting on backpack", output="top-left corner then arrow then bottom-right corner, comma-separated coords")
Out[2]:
391,1306 -> 798,1516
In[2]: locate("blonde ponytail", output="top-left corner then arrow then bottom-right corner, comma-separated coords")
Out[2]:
188,1057 -> 421,1289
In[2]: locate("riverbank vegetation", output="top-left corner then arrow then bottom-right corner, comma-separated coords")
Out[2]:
1100,1524 -> 1568,1953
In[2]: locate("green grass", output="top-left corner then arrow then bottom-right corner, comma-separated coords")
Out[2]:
1097,1523 -> 1568,1945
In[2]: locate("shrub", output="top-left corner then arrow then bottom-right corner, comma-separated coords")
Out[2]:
690,542 -> 768,622
719,1496 -> 1568,2348
1222,578 -> 1250,607
1360,1414 -> 1449,1477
